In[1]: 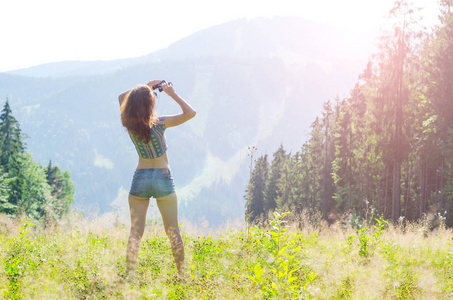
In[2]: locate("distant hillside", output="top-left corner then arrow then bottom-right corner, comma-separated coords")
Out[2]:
0,17 -> 378,226
7,59 -> 138,78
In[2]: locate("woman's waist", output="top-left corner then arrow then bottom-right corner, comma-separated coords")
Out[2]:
136,154 -> 170,170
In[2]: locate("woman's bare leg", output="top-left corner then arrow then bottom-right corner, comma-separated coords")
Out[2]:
156,192 -> 185,278
126,194 -> 150,276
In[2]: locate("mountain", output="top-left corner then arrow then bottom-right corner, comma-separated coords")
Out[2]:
0,17 -> 378,227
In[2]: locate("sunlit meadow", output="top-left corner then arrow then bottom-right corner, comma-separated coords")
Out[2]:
0,210 -> 452,299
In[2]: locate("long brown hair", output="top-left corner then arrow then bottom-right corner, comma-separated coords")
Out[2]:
120,84 -> 157,143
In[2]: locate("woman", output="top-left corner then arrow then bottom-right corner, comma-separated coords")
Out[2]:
118,80 -> 196,280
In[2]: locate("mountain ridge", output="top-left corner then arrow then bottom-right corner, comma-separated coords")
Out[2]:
6,17 -> 376,79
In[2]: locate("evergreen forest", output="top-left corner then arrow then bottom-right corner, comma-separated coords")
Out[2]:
245,0 -> 453,227
0,99 -> 74,221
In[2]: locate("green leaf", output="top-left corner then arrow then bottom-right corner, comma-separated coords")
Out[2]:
254,263 -> 264,279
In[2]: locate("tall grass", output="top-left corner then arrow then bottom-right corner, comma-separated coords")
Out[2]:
0,211 -> 452,299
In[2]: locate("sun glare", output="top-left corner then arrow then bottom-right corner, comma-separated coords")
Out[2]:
0,0 -> 441,72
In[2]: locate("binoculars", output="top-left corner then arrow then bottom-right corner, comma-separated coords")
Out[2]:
152,80 -> 171,92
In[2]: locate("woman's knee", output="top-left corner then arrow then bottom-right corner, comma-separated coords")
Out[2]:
165,224 -> 178,235
165,225 -> 181,243
131,225 -> 146,238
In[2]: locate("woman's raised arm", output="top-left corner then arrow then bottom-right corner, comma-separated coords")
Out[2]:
161,82 -> 196,128
118,89 -> 130,106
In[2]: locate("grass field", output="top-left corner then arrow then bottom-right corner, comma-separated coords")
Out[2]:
0,211 -> 452,299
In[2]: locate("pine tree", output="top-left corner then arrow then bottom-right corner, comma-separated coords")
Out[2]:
45,160 -> 57,187
307,117 -> 324,213
320,100 -> 336,217
0,173 -> 14,214
45,160 -> 75,216
0,99 -> 24,170
332,99 -> 354,212
291,146 -> 311,212
264,145 -> 287,212
425,0 -> 453,226
0,99 -> 25,210
247,155 -> 269,223
369,0 -> 421,222
276,154 -> 293,209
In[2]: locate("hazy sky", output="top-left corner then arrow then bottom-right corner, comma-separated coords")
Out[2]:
0,0 -> 440,72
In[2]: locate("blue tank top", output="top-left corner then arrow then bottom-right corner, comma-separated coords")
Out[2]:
128,117 -> 168,159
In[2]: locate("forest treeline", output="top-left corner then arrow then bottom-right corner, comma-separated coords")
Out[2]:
245,0 -> 453,227
0,99 -> 74,221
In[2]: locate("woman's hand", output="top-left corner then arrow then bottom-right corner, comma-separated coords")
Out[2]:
146,80 -> 163,90
162,81 -> 177,97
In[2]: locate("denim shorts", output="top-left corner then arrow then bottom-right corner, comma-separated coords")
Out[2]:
129,168 -> 175,199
